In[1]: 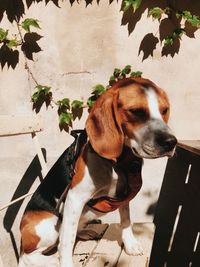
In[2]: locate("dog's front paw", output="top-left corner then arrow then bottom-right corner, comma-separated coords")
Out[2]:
123,238 -> 143,256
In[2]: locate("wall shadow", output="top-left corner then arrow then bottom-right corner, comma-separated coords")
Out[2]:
121,0 -> 200,60
3,149 -> 46,261
1,0 -> 200,68
149,146 -> 200,267
0,0 -> 118,69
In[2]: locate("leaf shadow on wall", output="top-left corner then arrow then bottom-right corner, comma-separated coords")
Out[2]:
0,0 -> 117,69
121,0 -> 200,60
0,0 -> 57,69
1,0 -> 200,68
0,44 -> 19,69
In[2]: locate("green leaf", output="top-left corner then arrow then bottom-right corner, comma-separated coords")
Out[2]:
87,96 -> 97,108
164,36 -> 174,46
130,71 -> 142,77
92,84 -> 106,97
174,28 -> 185,38
0,28 -> 8,41
113,68 -> 121,78
31,91 -> 40,103
35,85 -> 51,94
187,15 -> 200,28
123,0 -> 132,12
164,28 -> 185,46
176,11 -> 200,28
71,100 -> 84,109
109,75 -> 116,86
123,0 -> 142,13
132,0 -> 142,12
121,65 -> 131,76
59,112 -> 73,125
21,18 -> 41,33
6,39 -> 20,49
176,11 -> 183,19
148,7 -> 164,21
32,85 -> 52,103
57,98 -> 70,109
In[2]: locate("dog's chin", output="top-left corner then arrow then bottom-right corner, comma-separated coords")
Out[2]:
131,146 -> 176,159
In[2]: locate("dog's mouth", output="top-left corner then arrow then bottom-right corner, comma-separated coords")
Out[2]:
131,144 -> 176,159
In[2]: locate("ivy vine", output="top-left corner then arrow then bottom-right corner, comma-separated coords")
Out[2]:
1,0 -> 200,131
32,65 -> 142,131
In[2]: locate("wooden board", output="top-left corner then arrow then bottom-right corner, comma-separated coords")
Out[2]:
150,147 -> 200,267
178,140 -> 200,156
0,115 -> 43,136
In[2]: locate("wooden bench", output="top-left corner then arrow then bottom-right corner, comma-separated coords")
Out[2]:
150,141 -> 200,267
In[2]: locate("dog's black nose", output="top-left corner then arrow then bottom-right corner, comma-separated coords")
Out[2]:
156,133 -> 177,151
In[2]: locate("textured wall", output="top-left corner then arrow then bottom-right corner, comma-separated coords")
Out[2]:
0,1 -> 200,266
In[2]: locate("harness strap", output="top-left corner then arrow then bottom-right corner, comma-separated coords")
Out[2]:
42,129 -> 87,256
55,184 -> 70,214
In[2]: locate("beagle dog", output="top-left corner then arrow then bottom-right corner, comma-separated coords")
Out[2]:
18,77 -> 177,267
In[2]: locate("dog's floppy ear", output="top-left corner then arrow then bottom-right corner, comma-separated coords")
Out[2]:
86,90 -> 124,161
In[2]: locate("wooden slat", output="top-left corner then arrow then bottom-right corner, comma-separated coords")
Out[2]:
0,191 -> 34,211
31,132 -> 48,177
73,224 -> 109,267
117,223 -> 154,267
0,115 -> 43,136
178,140 -> 200,156
84,224 -> 123,267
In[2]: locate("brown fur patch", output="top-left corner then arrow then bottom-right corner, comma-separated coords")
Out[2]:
20,211 -> 54,254
86,90 -> 124,160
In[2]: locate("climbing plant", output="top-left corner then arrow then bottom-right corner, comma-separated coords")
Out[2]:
0,0 -> 200,130
31,65 -> 142,131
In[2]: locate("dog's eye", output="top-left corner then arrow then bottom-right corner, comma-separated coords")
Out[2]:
162,108 -> 169,115
130,108 -> 147,118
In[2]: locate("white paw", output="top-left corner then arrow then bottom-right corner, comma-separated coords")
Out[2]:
123,239 -> 144,256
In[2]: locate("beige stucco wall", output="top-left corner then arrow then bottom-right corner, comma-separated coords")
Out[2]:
0,1 -> 200,266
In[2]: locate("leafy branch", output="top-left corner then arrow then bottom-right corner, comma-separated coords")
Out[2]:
147,7 -> 200,47
122,0 -> 200,57
122,0 -> 142,13
21,18 -> 41,33
1,0 -> 200,133
31,65 -> 142,131
0,28 -> 21,49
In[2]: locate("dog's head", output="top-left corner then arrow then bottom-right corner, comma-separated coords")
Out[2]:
86,77 -> 177,161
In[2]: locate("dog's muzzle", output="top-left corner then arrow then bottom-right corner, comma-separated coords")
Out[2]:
155,132 -> 177,152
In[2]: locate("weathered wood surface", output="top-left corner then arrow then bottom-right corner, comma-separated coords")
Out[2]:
73,223 -> 154,267
150,146 -> 200,267
0,115 -> 43,136
178,140 -> 200,156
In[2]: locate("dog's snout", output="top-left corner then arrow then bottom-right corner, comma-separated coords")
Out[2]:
156,133 -> 177,151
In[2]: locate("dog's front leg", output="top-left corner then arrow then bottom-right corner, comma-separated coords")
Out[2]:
119,204 -> 143,256
59,182 -> 94,267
